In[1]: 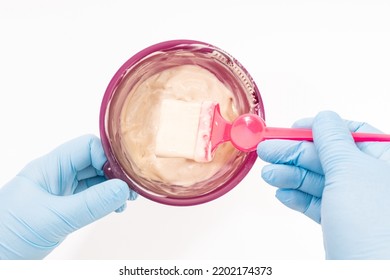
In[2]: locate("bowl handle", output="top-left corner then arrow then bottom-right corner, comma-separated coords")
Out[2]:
103,161 -> 114,179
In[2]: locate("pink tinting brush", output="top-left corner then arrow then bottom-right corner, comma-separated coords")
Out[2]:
155,99 -> 390,163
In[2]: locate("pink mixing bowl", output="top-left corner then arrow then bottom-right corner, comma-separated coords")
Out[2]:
100,39 -> 264,206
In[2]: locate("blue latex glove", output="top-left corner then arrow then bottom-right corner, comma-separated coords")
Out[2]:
0,135 -> 137,259
258,111 -> 390,259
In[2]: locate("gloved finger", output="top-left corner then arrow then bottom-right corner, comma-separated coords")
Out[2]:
75,176 -> 107,194
262,164 -> 324,197
128,189 -> 138,201
55,134 -> 107,172
313,111 -> 360,173
46,134 -> 106,175
293,117 -> 390,160
291,117 -> 315,129
115,203 -> 127,213
258,140 -> 323,174
76,166 -> 100,181
56,179 -> 130,232
293,117 -> 377,133
76,176 -> 138,201
275,188 -> 321,223
19,135 -> 107,195
351,123 -> 390,160
292,118 -> 368,131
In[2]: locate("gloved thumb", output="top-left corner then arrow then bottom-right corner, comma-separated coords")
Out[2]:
312,111 -> 359,174
55,179 -> 130,233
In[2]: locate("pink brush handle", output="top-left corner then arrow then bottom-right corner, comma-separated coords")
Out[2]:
265,127 -> 390,142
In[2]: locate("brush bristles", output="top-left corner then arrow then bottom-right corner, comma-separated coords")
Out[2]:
155,99 -> 215,162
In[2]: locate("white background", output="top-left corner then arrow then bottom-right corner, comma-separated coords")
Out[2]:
1,0 -> 390,260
